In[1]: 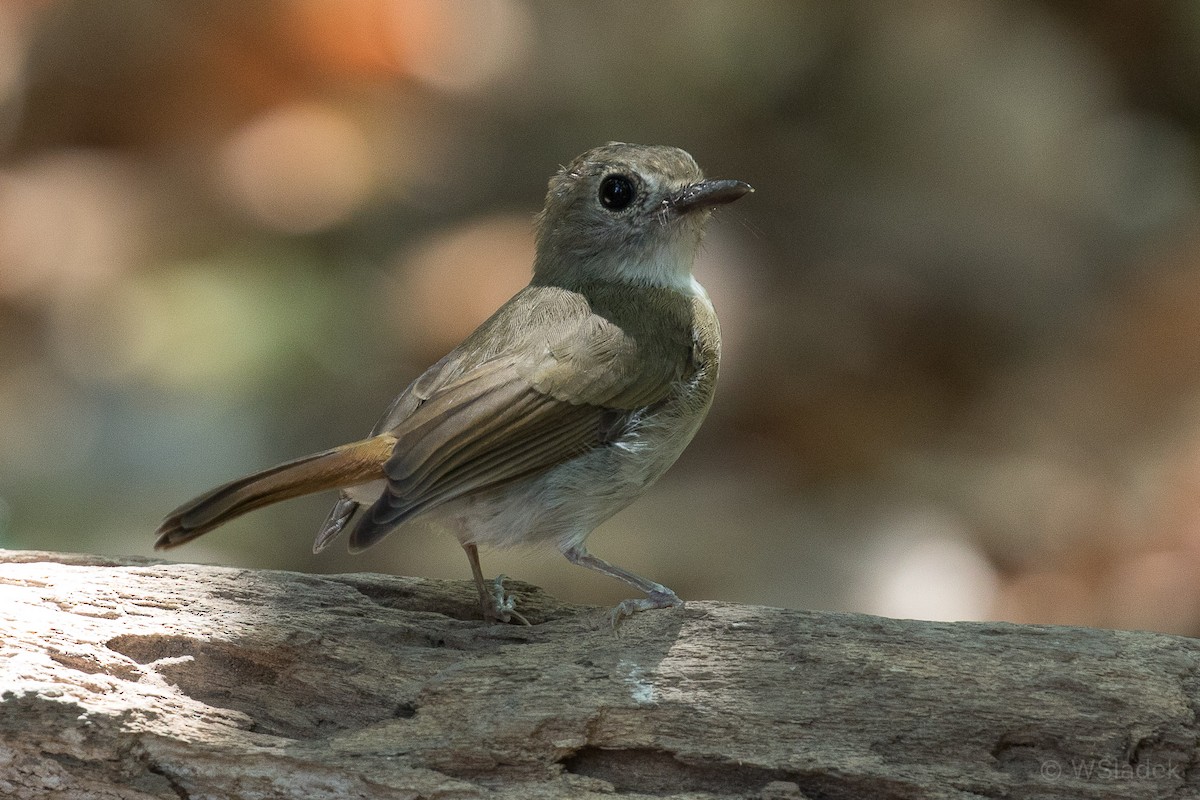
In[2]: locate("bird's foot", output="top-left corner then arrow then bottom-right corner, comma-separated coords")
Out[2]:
609,589 -> 684,628
482,574 -> 531,625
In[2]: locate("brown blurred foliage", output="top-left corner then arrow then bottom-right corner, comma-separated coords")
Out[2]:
4,0 -> 1200,633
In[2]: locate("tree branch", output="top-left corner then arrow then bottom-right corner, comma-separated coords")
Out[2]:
1,550 -> 1196,799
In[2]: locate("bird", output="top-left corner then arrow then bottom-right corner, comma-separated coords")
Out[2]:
155,142 -> 752,624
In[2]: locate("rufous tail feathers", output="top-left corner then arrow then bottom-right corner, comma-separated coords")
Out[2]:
154,434 -> 395,549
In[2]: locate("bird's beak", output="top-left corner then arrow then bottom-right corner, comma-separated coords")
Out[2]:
670,179 -> 754,214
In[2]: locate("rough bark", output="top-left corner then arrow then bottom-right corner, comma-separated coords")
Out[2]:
1,550 -> 1198,799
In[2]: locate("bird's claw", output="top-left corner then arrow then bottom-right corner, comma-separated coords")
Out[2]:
609,589 -> 684,628
486,574 -> 531,625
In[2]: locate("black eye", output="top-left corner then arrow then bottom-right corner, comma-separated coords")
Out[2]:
598,174 -> 635,211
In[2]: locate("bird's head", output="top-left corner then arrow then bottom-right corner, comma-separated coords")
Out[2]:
533,143 -> 751,290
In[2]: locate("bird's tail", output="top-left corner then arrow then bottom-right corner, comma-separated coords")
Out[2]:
154,434 -> 396,549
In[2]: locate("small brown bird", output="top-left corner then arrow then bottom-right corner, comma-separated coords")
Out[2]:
156,142 -> 751,624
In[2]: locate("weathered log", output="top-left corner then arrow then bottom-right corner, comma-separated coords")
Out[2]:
0,549 -> 1196,799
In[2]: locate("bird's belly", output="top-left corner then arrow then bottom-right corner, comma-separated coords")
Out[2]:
434,386 -> 713,551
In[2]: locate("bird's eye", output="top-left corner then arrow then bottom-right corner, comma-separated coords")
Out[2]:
598,174 -> 635,211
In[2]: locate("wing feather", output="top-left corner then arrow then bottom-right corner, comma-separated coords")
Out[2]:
348,369 -> 608,550
374,405 -> 599,527
342,282 -> 698,551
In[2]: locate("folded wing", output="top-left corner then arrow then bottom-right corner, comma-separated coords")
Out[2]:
345,286 -> 694,552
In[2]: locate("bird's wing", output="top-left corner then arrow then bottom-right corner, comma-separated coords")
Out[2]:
346,287 -> 694,551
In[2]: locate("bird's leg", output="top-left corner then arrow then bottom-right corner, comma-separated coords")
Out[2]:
562,544 -> 684,626
462,543 -> 529,625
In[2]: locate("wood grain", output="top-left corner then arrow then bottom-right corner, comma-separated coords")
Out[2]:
1,550 -> 1197,799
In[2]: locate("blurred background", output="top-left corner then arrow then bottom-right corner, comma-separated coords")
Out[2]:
5,0 -> 1200,634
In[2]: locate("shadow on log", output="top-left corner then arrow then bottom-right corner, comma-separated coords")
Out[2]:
1,550 -> 1198,799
